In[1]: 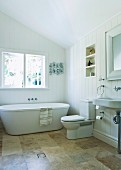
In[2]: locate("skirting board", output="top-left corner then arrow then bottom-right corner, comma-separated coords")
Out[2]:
93,129 -> 118,148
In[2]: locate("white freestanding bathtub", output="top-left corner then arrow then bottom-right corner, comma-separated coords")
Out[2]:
0,103 -> 70,135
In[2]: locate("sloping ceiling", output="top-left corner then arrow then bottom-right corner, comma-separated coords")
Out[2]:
0,0 -> 121,48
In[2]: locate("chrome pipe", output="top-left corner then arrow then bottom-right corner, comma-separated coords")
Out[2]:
116,111 -> 121,154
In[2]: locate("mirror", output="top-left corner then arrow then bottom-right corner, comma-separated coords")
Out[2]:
106,24 -> 121,80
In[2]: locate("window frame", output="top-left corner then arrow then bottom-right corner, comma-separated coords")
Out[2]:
0,48 -> 49,89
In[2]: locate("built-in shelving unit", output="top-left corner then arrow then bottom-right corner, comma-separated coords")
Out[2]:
86,44 -> 95,77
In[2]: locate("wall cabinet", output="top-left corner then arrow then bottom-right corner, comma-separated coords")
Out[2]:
86,45 -> 95,77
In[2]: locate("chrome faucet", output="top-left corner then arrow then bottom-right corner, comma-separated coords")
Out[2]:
28,97 -> 38,101
114,86 -> 121,91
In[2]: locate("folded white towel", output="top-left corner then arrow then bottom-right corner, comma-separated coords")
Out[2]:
40,112 -> 48,118
40,119 -> 50,125
39,108 -> 52,126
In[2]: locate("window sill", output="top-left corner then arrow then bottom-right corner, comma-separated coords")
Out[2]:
0,87 -> 49,90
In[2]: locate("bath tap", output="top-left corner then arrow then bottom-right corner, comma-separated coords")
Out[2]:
35,98 -> 38,101
28,98 -> 30,101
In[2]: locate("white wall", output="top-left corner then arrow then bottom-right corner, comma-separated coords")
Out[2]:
66,12 -> 121,147
0,11 -> 66,104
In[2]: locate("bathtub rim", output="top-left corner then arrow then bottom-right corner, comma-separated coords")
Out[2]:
0,102 -> 70,111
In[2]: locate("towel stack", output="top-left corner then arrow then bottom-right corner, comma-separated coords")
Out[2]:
39,108 -> 52,126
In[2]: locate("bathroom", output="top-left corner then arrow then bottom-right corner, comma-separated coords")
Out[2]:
0,1 -> 121,169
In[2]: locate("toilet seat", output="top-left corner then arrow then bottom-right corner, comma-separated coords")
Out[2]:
61,115 -> 85,122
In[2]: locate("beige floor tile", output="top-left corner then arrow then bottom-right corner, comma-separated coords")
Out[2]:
2,134 -> 20,140
61,142 -> 84,154
97,155 -> 121,170
80,158 -> 110,170
49,132 -> 70,146
37,134 -> 58,147
21,143 -> 40,152
2,146 -> 22,156
42,146 -> 65,156
75,137 -> 103,149
2,134 -> 22,156
0,128 -> 121,170
69,151 -> 93,164
84,146 -> 113,159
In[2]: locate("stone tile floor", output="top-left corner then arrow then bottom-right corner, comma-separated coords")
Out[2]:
0,125 -> 121,170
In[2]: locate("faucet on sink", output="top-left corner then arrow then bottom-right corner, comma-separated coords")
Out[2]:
114,86 -> 121,92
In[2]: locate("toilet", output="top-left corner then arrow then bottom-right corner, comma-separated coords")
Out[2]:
61,100 -> 95,139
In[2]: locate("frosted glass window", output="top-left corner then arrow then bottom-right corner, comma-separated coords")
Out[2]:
2,51 -> 46,88
26,54 -> 45,88
2,52 -> 24,88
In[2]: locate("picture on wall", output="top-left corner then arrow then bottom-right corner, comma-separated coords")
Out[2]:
49,62 -> 64,75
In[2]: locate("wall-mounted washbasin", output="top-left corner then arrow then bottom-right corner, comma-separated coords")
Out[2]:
93,98 -> 121,109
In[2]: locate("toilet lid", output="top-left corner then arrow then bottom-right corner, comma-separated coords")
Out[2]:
61,115 -> 85,122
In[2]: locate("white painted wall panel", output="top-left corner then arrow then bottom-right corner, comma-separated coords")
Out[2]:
66,12 -> 121,146
0,12 -> 66,104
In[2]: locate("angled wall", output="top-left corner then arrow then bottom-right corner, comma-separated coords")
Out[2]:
0,11 -> 66,104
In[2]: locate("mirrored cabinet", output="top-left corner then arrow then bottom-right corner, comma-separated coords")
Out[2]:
86,44 -> 96,77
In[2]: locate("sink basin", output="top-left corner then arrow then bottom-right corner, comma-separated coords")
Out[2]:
93,98 -> 121,109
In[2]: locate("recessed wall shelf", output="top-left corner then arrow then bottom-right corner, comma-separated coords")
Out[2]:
86,44 -> 96,77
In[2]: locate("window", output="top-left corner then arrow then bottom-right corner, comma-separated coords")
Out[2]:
25,54 -> 45,88
2,52 -> 24,88
1,51 -> 47,88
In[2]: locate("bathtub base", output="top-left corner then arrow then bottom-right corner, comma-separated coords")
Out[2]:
0,103 -> 69,135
